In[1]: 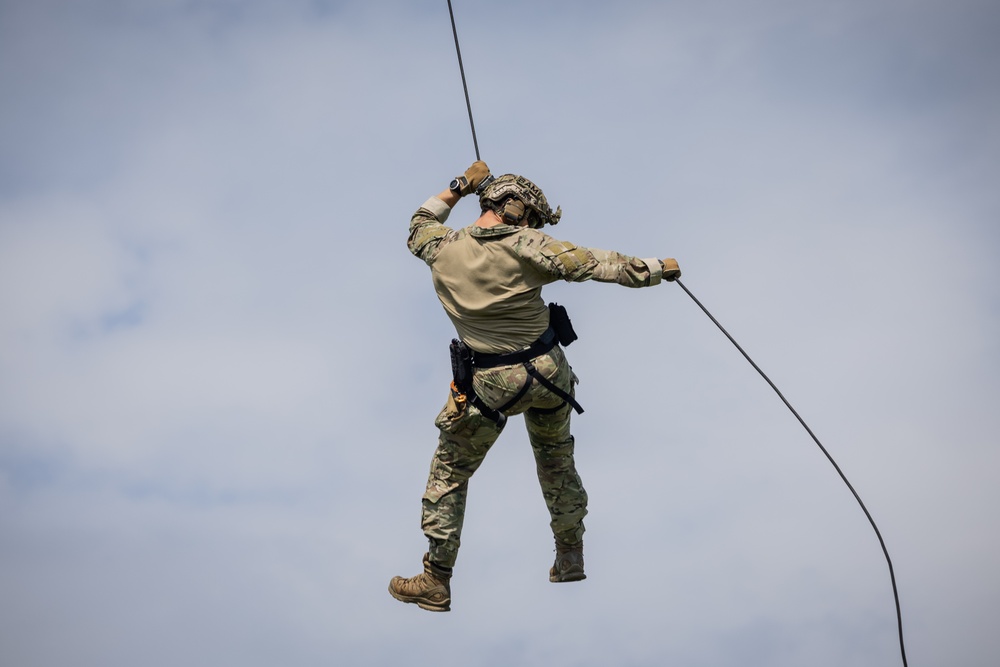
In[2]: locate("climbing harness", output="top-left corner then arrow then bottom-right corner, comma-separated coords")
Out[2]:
450,306 -> 584,421
442,3 -> 906,665
472,324 -> 584,416
470,303 -> 582,415
675,279 -> 908,667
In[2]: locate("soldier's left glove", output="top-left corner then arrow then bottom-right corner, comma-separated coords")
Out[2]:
450,161 -> 490,197
661,258 -> 681,282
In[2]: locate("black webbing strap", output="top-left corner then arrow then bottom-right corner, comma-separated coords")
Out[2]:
495,359 -> 584,415
472,327 -> 583,416
524,360 -> 584,414
472,327 -> 557,369
528,402 -> 567,415
470,394 -> 506,428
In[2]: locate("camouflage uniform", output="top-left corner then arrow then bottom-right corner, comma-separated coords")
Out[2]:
409,196 -> 664,569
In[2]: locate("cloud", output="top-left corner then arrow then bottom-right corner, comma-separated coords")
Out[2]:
1,1 -> 998,666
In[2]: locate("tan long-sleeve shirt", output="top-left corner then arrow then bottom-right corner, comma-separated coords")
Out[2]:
409,196 -> 664,354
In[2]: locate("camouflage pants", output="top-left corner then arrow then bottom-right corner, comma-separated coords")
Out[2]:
421,344 -> 588,569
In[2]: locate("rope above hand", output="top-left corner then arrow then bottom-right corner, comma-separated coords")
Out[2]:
447,0 -> 480,161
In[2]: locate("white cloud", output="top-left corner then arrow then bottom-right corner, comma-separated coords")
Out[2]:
1,1 -> 998,666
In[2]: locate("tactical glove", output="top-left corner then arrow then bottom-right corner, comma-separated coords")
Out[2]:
450,161 -> 490,197
661,258 -> 681,282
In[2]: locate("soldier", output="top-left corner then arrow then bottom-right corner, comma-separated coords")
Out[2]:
389,161 -> 681,612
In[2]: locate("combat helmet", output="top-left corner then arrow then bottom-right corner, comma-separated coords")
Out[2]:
479,174 -> 562,229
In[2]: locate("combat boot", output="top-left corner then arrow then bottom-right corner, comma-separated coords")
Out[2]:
388,553 -> 452,612
549,539 -> 586,583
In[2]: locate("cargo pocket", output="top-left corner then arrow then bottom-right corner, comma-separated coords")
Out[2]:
433,390 -> 485,438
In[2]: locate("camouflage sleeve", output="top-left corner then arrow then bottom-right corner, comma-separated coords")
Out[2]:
526,232 -> 663,287
587,248 -> 664,287
407,196 -> 453,263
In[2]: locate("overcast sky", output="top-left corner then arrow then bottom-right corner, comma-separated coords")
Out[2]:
1,1 -> 998,665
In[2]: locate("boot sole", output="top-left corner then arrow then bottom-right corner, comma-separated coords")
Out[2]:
388,582 -> 450,612
549,570 -> 587,583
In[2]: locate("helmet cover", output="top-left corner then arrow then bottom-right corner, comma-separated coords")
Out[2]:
479,174 -> 562,229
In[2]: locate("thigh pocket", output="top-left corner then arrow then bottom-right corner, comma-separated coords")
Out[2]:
434,391 -> 486,438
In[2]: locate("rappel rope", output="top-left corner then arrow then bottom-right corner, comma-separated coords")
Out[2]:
443,3 -> 906,666
446,0 -> 481,161
675,279 -> 908,667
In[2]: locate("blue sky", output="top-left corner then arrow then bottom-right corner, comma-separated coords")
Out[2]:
1,1 -> 998,665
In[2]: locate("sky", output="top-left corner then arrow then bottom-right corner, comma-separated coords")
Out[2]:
1,0 -> 998,665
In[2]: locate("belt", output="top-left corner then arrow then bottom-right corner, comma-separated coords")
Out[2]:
471,327 -> 558,369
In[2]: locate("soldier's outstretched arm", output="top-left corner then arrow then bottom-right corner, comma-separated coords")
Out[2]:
530,235 -> 678,288
582,248 -> 669,287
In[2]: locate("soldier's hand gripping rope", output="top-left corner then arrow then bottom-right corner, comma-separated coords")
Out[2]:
449,160 -> 491,197
661,257 -> 681,282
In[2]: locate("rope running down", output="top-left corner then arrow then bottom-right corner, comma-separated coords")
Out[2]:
675,278 -> 907,667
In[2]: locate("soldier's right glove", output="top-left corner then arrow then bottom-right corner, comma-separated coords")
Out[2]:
450,161 -> 490,197
661,258 -> 681,282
